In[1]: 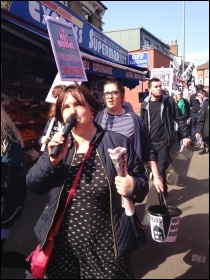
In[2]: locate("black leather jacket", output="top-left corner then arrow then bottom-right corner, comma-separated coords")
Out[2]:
26,124 -> 149,257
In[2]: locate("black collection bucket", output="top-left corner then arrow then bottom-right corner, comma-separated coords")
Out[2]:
148,193 -> 182,243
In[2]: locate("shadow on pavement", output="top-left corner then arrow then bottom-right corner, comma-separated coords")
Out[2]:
132,212 -> 209,279
132,144 -> 209,279
1,144 -> 208,279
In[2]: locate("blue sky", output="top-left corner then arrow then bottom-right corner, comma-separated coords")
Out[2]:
102,1 -> 209,66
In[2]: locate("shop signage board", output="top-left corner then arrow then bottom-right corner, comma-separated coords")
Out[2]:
2,1 -> 147,88
128,53 -> 149,67
44,15 -> 87,82
82,54 -> 146,81
5,1 -> 128,64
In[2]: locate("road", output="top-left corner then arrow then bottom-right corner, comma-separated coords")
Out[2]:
1,143 -> 209,279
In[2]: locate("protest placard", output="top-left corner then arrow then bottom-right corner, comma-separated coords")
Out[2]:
150,68 -> 174,96
44,15 -> 87,82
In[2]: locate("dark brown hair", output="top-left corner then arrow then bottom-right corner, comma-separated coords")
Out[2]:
196,84 -> 205,92
148,78 -> 161,89
51,85 -> 66,99
55,84 -> 100,123
103,79 -> 125,95
48,85 -> 67,119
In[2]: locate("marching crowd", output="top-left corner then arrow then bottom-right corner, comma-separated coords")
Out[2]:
1,79 -> 209,279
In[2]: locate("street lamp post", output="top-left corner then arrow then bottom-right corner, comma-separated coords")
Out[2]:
182,1 -> 185,74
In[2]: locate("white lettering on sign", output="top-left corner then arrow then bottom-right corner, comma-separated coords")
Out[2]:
170,224 -> 179,230
29,1 -> 83,43
171,217 -> 180,223
59,59 -> 81,67
89,29 -> 126,64
28,2 -> 127,64
168,231 -> 178,237
150,216 -> 162,224
83,60 -> 90,70
56,27 -> 75,49
181,63 -> 195,80
93,63 -> 113,75
130,59 -> 147,65
133,54 -> 144,60
134,73 -> 142,79
126,71 -> 133,78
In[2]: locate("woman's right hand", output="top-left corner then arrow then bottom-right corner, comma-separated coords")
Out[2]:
48,132 -> 71,166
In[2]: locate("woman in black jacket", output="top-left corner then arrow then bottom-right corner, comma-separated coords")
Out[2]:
26,84 -> 149,279
196,97 -> 209,154
1,105 -> 27,268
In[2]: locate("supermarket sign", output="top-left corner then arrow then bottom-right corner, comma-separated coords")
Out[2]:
44,15 -> 87,82
4,1 -> 128,64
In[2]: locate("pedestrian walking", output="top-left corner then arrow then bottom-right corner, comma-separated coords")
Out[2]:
140,78 -> 191,197
1,105 -> 28,269
26,84 -> 149,279
95,79 -> 164,193
175,91 -> 191,142
189,84 -> 205,146
195,96 -> 209,155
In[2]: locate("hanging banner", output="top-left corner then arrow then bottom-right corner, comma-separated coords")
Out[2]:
172,61 -> 197,96
44,15 -> 87,82
180,62 -> 195,81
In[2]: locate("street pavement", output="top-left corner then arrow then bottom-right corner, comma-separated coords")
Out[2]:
1,143 -> 209,279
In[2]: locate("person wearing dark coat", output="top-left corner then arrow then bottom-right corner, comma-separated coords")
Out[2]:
140,78 -> 191,196
26,84 -> 149,279
95,79 -> 164,194
1,105 -> 28,269
195,97 -> 209,154
189,84 -> 207,145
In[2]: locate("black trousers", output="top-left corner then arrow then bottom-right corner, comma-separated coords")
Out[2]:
190,113 -> 198,143
151,143 -> 171,193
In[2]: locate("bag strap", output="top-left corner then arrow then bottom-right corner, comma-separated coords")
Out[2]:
52,144 -> 94,234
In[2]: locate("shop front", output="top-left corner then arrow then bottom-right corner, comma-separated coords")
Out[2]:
1,1 -> 147,159
1,1 -> 147,89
